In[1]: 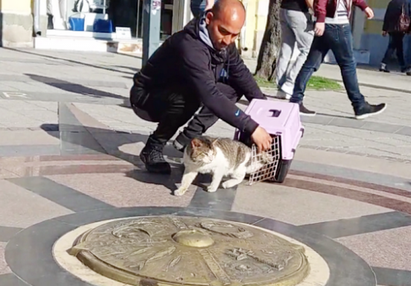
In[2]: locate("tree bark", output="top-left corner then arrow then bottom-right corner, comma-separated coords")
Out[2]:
255,0 -> 281,81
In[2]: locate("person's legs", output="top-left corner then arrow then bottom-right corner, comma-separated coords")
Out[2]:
275,9 -> 296,90
139,89 -> 201,173
174,83 -> 241,151
392,32 -> 406,71
280,10 -> 314,95
289,33 -> 329,115
328,24 -> 386,119
327,24 -> 366,111
380,33 -> 396,72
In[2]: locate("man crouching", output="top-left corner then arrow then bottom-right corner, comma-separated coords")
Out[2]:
130,0 -> 272,174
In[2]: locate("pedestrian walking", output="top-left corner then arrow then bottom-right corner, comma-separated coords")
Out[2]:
289,0 -> 387,119
275,0 -> 315,99
379,0 -> 411,74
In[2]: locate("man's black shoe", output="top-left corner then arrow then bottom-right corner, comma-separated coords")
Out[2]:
355,102 -> 387,120
299,103 -> 316,116
140,143 -> 171,174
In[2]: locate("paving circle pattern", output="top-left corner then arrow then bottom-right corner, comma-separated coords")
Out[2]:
6,208 -> 375,286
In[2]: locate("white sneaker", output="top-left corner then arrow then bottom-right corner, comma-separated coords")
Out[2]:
275,90 -> 291,100
280,82 -> 294,95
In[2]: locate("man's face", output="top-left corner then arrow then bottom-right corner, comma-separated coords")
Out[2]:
205,9 -> 244,51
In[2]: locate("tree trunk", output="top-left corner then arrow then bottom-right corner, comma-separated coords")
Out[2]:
255,0 -> 281,81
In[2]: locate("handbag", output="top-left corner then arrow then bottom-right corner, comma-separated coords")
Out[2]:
73,0 -> 91,12
399,4 -> 410,32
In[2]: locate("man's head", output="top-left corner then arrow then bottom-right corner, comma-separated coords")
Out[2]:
205,0 -> 246,51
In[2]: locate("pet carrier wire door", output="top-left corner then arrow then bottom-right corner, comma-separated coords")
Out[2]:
248,136 -> 281,185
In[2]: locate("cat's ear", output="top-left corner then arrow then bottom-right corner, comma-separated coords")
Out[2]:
191,138 -> 202,148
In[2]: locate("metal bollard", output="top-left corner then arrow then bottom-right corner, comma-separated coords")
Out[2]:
142,0 -> 162,66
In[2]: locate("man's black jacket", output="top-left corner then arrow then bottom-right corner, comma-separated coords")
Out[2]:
383,0 -> 411,32
130,17 -> 265,135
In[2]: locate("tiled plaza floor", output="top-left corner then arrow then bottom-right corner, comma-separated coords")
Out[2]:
0,48 -> 410,286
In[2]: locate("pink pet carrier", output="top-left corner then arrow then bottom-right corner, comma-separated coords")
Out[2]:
234,99 -> 304,184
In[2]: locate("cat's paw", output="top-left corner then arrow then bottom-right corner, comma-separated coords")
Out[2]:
206,185 -> 218,193
174,187 -> 187,197
222,179 -> 242,189
222,181 -> 235,189
221,181 -> 230,189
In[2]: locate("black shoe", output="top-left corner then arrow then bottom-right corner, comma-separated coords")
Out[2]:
406,68 -> 411,76
299,103 -> 316,116
140,138 -> 171,174
355,102 -> 387,120
401,66 -> 408,73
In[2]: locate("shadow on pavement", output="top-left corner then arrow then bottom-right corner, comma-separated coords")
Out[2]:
2,47 -> 139,75
316,112 -> 354,120
114,65 -> 140,72
26,73 -> 126,100
40,123 -> 188,193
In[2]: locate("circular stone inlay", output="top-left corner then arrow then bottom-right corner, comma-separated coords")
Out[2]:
67,216 -> 310,286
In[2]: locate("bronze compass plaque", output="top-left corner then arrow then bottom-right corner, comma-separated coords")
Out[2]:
68,216 -> 310,286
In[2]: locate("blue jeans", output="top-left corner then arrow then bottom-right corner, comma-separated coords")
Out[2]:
290,24 -> 366,112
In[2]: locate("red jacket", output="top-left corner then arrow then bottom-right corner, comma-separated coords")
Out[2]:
314,0 -> 369,23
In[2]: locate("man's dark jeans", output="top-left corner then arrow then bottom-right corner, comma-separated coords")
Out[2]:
132,83 -> 241,146
290,24 -> 366,112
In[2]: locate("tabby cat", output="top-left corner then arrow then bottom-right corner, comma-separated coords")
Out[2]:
174,136 -> 272,196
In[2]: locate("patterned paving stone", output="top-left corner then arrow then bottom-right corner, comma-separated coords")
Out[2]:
0,243 -> 10,275
0,180 -> 73,228
337,226 -> 411,271
47,173 -> 196,208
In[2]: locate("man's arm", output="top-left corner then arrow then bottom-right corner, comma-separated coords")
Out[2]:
180,44 -> 259,135
226,44 -> 266,102
305,0 -> 313,10
382,2 -> 391,33
314,0 -> 328,22
352,0 -> 368,11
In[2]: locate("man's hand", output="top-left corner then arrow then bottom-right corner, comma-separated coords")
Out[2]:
315,22 -> 325,36
251,126 -> 272,152
364,7 -> 374,19
382,30 -> 388,37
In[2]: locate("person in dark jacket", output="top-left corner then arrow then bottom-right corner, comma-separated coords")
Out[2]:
191,0 -> 215,17
379,0 -> 411,73
130,0 -> 272,174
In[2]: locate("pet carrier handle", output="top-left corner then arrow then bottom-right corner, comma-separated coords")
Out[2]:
269,109 -> 281,117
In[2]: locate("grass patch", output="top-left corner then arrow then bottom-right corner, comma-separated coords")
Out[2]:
254,75 -> 341,91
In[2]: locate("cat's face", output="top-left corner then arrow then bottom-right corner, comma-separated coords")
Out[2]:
189,137 -> 216,164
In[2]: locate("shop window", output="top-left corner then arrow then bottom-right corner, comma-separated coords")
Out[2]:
46,0 -> 174,39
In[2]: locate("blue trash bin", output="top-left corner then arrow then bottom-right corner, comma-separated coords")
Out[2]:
93,19 -> 113,33
68,14 -> 85,31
